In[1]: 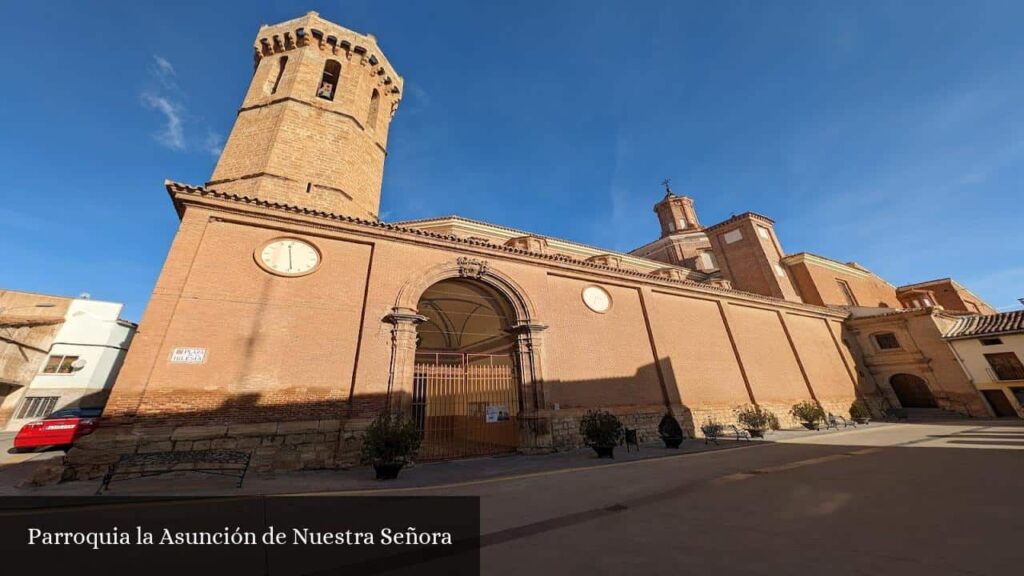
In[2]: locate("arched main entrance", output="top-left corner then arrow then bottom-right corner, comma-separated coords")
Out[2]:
889,373 -> 937,408
412,278 -> 522,460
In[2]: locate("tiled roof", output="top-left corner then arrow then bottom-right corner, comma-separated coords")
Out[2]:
780,252 -> 890,284
896,277 -> 953,292
166,181 -> 848,317
0,316 -> 62,329
945,310 -> 1024,339
703,211 -> 775,230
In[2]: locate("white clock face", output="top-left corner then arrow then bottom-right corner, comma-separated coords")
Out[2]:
258,238 -> 320,276
582,285 -> 612,313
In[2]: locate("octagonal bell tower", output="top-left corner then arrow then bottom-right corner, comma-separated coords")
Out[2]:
654,182 -> 702,238
208,12 -> 403,220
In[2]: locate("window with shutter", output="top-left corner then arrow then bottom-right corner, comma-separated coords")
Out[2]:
985,353 -> 1024,381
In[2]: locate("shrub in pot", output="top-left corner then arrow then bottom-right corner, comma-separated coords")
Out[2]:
700,418 -> 724,442
734,405 -> 778,438
359,412 -> 422,480
579,410 -> 623,458
658,413 -> 685,448
790,401 -> 825,430
849,401 -> 871,424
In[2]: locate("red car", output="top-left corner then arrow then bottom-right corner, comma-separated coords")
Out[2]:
13,407 -> 102,450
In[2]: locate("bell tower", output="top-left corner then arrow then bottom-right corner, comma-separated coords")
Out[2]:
208,12 -> 403,220
654,179 -> 702,238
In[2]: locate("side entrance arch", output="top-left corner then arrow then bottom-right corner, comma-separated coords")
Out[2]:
385,258 -> 547,461
889,373 -> 937,408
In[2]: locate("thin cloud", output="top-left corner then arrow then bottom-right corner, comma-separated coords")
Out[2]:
152,55 -> 177,86
141,54 -> 223,156
141,92 -> 185,150
203,130 -> 224,157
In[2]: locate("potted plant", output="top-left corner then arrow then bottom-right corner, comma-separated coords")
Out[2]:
790,401 -> 825,430
849,401 -> 871,425
359,412 -> 422,480
579,410 -> 623,458
700,418 -> 724,443
657,413 -> 685,448
735,405 -> 778,438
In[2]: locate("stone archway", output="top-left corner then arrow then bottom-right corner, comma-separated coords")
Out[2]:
412,277 -> 521,459
889,373 -> 938,408
384,257 -> 548,455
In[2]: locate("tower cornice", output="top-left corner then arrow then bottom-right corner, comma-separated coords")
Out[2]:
253,12 -> 403,101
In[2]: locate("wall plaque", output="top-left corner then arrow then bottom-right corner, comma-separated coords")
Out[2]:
169,347 -> 207,364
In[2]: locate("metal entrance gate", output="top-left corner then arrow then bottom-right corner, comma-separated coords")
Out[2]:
412,352 -> 520,461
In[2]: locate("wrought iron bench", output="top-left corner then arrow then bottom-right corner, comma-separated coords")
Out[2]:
701,423 -> 753,444
726,425 -> 752,441
97,449 -> 252,494
825,413 -> 857,430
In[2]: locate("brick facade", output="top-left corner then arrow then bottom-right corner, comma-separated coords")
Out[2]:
59,11 -> 999,480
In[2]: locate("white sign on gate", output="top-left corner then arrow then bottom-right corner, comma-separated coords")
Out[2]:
485,405 -> 509,423
169,347 -> 207,364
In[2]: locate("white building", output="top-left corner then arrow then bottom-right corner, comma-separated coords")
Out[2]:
3,298 -> 136,431
945,310 -> 1024,418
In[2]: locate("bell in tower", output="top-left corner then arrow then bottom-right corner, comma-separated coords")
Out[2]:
207,12 -> 403,220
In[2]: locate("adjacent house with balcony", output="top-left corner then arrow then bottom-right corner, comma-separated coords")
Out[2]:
945,311 -> 1024,418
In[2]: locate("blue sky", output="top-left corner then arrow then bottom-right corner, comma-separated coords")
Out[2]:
1,0 -> 1022,320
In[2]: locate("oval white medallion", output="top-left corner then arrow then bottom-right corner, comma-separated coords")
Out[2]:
582,285 -> 612,313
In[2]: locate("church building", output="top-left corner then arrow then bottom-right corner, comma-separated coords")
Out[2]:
65,12 -> 1000,476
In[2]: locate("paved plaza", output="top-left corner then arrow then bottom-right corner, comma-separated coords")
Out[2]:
3,421 -> 1023,574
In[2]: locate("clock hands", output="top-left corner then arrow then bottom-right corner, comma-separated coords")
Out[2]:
262,240 -> 316,275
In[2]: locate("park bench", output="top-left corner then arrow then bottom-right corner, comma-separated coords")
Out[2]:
97,449 -> 251,495
701,423 -> 754,444
726,424 -> 752,441
825,413 -> 857,430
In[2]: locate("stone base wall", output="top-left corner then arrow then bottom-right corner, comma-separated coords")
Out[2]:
59,397 -> 880,483
546,405 -> 670,451
817,398 -> 858,420
62,418 -> 376,482
850,395 -> 889,419
936,390 -> 991,418
686,406 -> 748,437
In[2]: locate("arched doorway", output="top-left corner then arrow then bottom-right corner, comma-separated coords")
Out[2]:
889,373 -> 937,408
412,278 -> 522,460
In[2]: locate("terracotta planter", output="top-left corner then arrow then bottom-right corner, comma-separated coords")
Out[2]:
373,462 -> 404,480
661,436 -> 683,449
747,428 -> 766,438
801,421 -> 820,431
592,445 -> 616,458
